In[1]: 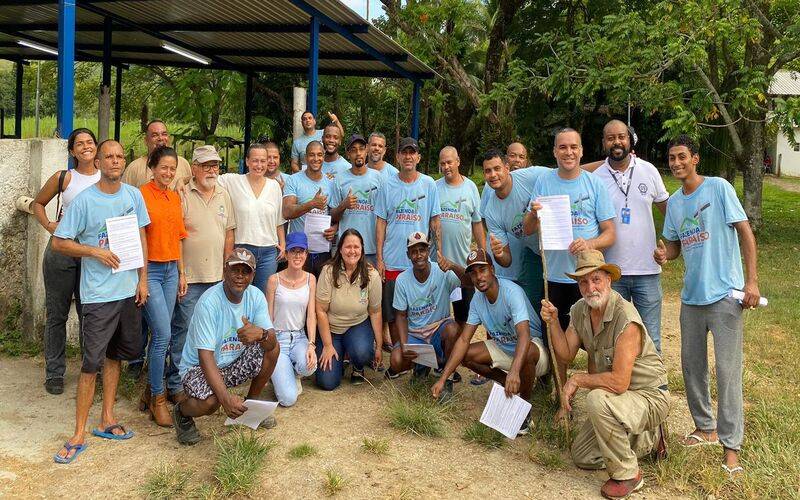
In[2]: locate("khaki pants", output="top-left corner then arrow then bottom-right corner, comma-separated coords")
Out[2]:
571,388 -> 670,480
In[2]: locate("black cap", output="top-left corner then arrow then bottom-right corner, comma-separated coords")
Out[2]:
346,134 -> 367,150
398,137 -> 419,152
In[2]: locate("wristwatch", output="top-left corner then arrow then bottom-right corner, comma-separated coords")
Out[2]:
259,328 -> 269,342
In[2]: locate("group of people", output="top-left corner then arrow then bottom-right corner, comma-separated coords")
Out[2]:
32,111 -> 760,499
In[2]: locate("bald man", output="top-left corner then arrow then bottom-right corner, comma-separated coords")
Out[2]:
506,142 -> 529,171
435,146 -> 485,326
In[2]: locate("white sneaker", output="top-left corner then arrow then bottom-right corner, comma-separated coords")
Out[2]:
296,376 -> 303,396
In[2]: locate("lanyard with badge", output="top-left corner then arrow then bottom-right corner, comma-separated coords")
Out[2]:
607,157 -> 635,224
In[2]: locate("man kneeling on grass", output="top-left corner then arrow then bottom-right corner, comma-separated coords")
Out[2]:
431,249 -> 549,434
541,250 -> 669,499
172,248 -> 280,445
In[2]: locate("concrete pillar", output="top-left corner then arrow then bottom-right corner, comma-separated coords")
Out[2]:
293,87 -> 306,141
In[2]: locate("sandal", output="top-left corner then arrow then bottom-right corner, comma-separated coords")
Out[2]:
53,442 -> 88,464
682,432 -> 719,447
721,463 -> 744,477
91,424 -> 134,440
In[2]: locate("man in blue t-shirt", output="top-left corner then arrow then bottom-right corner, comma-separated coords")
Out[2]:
172,248 -> 280,445
283,141 -> 338,276
432,249 -> 549,433
390,232 -> 464,399
321,123 -> 351,181
367,132 -> 399,180
52,140 -> 150,464
655,135 -> 760,475
290,110 -> 343,173
329,134 -> 384,264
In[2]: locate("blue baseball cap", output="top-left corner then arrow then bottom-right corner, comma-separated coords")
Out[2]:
286,232 -> 308,251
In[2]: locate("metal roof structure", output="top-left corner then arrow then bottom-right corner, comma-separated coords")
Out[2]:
769,70 -> 800,96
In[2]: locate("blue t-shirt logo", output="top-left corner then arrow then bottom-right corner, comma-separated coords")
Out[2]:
678,214 -> 710,250
352,187 -> 377,213
440,198 -> 468,223
395,195 -> 424,222
510,212 -> 525,238
571,194 -> 591,226
409,294 -> 437,320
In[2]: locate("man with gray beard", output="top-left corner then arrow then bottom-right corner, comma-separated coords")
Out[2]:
166,145 -> 236,404
541,250 -> 669,500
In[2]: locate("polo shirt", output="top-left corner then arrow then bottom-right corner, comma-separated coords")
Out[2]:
316,264 -> 382,334
180,179 -> 236,284
122,155 -> 192,189
140,181 -> 187,262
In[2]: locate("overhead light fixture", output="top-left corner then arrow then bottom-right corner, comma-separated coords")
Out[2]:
161,41 -> 210,65
17,39 -> 58,56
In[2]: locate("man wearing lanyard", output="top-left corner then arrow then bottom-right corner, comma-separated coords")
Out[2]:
588,120 -> 669,352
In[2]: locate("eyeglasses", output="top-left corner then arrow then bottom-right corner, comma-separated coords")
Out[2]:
200,163 -> 220,172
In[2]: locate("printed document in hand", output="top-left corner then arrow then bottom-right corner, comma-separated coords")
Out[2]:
304,213 -> 332,253
449,287 -> 462,302
105,214 -> 144,273
224,399 -> 278,430
536,195 -> 573,250
729,289 -> 769,307
479,383 -> 532,439
403,343 -> 439,369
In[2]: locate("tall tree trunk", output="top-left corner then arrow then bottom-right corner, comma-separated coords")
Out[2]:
740,121 -> 764,231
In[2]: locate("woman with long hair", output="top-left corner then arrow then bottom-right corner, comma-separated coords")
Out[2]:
32,128 -> 100,395
315,228 -> 382,390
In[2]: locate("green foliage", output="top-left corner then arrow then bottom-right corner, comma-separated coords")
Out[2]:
384,379 -> 454,437
462,421 -> 506,450
141,463 -> 193,499
0,300 -> 39,357
213,430 -> 274,496
321,469 -> 347,496
287,443 -> 317,459
360,436 -> 390,455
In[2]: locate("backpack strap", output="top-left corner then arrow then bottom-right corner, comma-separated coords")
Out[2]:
55,169 -> 68,221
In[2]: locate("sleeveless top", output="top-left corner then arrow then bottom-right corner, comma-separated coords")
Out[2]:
61,169 -> 101,212
273,273 -> 310,332
569,289 -> 667,391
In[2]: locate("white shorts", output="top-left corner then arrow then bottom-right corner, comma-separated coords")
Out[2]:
483,337 -> 549,378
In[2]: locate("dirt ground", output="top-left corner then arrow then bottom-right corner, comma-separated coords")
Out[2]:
0,296 -> 699,499
765,175 -> 800,193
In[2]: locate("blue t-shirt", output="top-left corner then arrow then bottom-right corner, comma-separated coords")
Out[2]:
662,177 -> 747,305
434,177 -> 481,266
371,162 -> 399,181
393,266 -> 461,338
467,278 -> 543,355
54,183 -> 150,304
283,171 -> 331,236
530,169 -> 616,283
329,167 -> 384,255
375,172 -> 441,271
180,283 -> 273,377
291,130 -> 324,163
322,156 -> 351,181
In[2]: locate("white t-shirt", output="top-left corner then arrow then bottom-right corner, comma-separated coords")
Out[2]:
217,173 -> 285,247
592,156 -> 669,275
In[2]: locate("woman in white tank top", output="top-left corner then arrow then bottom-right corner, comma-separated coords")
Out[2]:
32,128 -> 100,395
265,232 -> 317,407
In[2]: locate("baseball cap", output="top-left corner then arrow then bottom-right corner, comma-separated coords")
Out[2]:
406,231 -> 429,248
285,232 -> 309,251
398,137 -> 419,152
465,248 -> 491,272
346,134 -> 367,150
225,247 -> 256,271
192,144 -> 222,164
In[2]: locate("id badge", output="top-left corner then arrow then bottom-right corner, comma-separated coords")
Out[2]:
621,207 -> 631,224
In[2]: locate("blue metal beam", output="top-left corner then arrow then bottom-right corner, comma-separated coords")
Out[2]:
57,0 -> 75,140
411,80 -> 421,140
307,16 -> 319,115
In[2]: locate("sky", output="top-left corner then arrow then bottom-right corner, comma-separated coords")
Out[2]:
340,0 -> 384,21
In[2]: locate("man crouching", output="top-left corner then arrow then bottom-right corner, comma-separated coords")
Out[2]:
172,248 -> 280,445
541,250 -> 669,499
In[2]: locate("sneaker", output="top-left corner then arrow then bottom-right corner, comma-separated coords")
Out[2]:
384,368 -> 410,380
435,367 -> 462,384
172,403 -> 201,446
296,377 -> 303,396
351,368 -> 366,385
517,414 -> 532,436
412,365 -> 431,380
45,378 -> 64,395
600,471 -> 644,499
437,379 -> 454,405
259,415 -> 277,429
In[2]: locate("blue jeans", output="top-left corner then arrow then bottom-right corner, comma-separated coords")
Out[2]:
271,330 -> 317,407
166,281 -> 217,394
143,261 -> 179,395
612,274 -> 663,352
315,319 -> 375,391
238,244 -> 278,293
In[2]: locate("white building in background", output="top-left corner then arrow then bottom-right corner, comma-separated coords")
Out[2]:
768,70 -> 800,177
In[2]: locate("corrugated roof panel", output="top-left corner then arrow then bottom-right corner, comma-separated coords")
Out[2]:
769,70 -> 800,96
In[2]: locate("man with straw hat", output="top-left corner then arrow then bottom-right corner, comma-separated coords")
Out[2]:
541,249 -> 669,500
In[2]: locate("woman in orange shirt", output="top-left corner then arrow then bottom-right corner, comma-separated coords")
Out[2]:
139,146 -> 188,427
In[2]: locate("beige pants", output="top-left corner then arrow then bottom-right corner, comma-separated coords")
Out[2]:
571,388 -> 670,480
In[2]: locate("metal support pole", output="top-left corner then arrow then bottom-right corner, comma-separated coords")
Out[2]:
244,73 -> 253,154
114,64 -> 122,141
307,15 -> 319,115
57,0 -> 76,139
411,80 -> 421,140
15,60 -> 23,138
35,61 -> 41,137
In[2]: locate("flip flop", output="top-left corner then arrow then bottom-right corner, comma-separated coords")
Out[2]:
470,375 -> 489,386
91,424 -> 134,440
53,442 -> 88,464
682,432 -> 719,447
721,464 -> 744,476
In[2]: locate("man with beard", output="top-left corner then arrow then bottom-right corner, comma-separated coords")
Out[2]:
291,111 -> 343,173
122,120 -> 191,188
167,145 -> 236,404
321,124 -> 351,181
52,140 -> 150,463
172,248 -> 280,445
541,250 -> 669,499
589,120 -> 669,352
330,134 -> 383,265
367,132 -> 399,180
506,141 -> 530,171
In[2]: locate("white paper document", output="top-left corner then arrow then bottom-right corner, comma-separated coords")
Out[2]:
224,399 -> 278,430
536,195 -> 574,251
449,287 -> 462,302
729,289 -> 769,307
105,214 -> 144,273
304,213 -> 332,253
479,383 -> 533,439
403,343 -> 439,369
